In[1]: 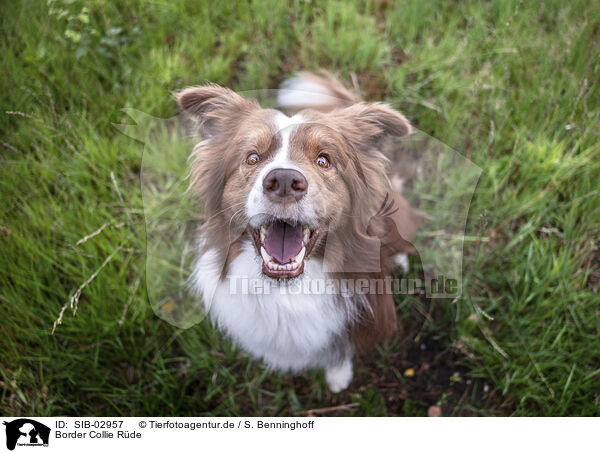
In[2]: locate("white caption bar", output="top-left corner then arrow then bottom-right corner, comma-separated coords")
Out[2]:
0,417 -> 598,452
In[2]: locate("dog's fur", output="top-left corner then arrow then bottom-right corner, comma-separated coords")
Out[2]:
177,71 -> 420,392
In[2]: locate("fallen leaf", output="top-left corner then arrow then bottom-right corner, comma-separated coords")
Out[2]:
161,300 -> 175,314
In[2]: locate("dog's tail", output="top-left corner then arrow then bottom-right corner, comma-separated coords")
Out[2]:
277,70 -> 361,114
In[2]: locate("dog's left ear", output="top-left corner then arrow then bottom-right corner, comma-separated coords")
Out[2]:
337,102 -> 412,148
358,103 -> 412,137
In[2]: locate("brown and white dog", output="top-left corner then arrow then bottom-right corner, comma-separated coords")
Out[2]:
177,71 -> 421,392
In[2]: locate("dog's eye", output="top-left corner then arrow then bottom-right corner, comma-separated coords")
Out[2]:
315,154 -> 331,169
246,152 -> 260,166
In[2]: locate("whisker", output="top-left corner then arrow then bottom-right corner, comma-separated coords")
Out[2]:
227,207 -> 247,244
202,201 -> 247,224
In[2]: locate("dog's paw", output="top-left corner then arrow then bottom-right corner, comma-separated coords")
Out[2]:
325,359 -> 353,393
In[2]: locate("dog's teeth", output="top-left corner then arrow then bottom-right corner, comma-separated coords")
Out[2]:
260,226 -> 267,242
260,246 -> 272,263
303,227 -> 310,244
294,246 -> 306,264
262,244 -> 306,273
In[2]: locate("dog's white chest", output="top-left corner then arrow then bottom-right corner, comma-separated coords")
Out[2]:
191,242 -> 349,372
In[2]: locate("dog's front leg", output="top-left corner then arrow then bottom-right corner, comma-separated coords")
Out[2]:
325,356 -> 353,393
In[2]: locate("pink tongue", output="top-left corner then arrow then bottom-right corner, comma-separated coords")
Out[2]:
263,221 -> 303,263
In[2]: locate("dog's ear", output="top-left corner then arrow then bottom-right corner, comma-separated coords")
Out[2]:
335,102 -> 412,149
357,103 -> 412,138
175,84 -> 257,137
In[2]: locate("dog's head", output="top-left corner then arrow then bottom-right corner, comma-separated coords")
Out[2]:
177,84 -> 413,279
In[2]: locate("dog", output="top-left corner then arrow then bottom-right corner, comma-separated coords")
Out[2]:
176,71 -> 421,392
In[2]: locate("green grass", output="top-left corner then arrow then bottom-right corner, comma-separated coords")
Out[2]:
1,0 -> 599,416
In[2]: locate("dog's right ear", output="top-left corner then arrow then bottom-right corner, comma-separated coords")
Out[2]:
175,84 -> 256,137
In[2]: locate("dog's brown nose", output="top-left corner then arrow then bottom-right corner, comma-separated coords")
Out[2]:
263,168 -> 307,202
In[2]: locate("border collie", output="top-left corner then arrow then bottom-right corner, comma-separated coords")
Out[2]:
177,71 -> 420,392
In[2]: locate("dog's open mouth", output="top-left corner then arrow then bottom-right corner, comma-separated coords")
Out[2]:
251,220 -> 319,278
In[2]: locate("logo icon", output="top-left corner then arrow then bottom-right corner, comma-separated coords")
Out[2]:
3,419 -> 50,451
